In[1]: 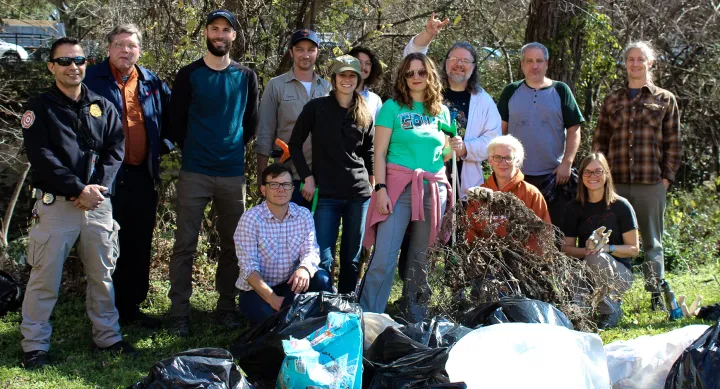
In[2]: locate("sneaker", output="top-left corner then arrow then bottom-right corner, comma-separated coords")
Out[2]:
215,310 -> 243,329
119,310 -> 162,329
96,340 -> 140,357
651,292 -> 667,312
168,316 -> 190,337
23,350 -> 50,369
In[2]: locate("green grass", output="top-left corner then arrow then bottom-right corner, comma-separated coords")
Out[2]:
1,264 -> 718,388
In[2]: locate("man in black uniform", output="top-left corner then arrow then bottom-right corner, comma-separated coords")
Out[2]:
20,37 -> 130,369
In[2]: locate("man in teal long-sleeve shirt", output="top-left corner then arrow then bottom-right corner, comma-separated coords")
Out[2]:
167,9 -> 258,337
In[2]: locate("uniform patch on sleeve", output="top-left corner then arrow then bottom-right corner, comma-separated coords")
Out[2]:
21,111 -> 35,129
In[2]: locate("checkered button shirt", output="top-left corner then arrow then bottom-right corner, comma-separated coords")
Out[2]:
234,201 -> 320,291
593,83 -> 681,184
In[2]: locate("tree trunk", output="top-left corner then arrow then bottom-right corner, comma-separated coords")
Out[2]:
524,0 -> 588,92
1,163 -> 30,248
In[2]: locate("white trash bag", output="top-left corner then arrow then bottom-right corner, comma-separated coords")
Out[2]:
362,312 -> 402,350
604,324 -> 709,389
446,323 -> 610,389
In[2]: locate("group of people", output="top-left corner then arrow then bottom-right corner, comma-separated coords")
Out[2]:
19,8 -> 680,369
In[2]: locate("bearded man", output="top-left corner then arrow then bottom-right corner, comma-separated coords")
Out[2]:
167,9 -> 259,336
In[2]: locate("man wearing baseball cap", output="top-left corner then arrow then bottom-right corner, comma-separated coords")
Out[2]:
167,9 -> 258,336
255,28 -> 331,208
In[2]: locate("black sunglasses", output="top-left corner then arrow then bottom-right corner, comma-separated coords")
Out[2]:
49,56 -> 87,66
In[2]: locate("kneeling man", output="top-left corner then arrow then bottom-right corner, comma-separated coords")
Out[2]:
234,164 -> 332,324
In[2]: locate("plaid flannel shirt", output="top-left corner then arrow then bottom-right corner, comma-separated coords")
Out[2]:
234,201 -> 320,291
592,82 -> 681,184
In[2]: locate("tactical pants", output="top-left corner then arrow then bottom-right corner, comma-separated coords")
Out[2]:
21,199 -> 122,352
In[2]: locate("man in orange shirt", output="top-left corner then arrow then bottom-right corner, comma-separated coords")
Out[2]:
85,24 -> 172,328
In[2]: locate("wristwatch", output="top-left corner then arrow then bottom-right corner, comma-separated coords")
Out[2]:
374,183 -> 387,192
608,244 -> 615,253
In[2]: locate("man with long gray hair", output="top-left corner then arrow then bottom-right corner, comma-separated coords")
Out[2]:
85,23 -> 172,328
593,41 -> 681,310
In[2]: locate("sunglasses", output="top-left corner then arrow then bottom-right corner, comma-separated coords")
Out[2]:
404,69 -> 428,79
49,56 -> 87,66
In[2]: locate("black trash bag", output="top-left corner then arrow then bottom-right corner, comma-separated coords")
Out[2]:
665,320 -> 720,389
697,303 -> 720,322
460,296 -> 573,330
401,316 -> 472,348
128,348 -> 253,389
230,292 -> 361,380
418,384 -> 468,389
0,270 -> 22,317
363,326 -> 451,389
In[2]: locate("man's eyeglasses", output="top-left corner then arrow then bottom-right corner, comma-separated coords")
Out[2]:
490,155 -> 515,163
447,56 -> 474,66
49,56 -> 87,66
404,69 -> 428,79
583,169 -> 605,177
266,181 -> 293,190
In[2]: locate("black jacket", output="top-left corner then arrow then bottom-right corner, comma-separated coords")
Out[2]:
289,95 -> 374,199
22,83 -> 125,196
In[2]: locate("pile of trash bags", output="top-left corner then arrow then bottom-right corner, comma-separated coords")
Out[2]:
127,292 -> 720,389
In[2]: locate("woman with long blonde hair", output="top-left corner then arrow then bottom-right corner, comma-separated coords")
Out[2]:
290,55 -> 374,294
359,52 -> 453,322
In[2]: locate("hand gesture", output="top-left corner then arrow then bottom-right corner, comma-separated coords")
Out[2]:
425,12 -> 450,37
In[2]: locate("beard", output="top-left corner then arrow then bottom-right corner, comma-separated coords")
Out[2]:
207,36 -> 232,57
447,72 -> 470,84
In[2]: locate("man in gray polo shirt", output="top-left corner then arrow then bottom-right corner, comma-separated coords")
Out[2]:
255,29 -> 331,206
497,42 -> 584,227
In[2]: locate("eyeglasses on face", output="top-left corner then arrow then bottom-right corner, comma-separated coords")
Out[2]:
404,69 -> 428,79
266,181 -> 293,190
490,155 -> 515,163
447,56 -> 474,66
49,56 -> 87,66
583,169 -> 605,177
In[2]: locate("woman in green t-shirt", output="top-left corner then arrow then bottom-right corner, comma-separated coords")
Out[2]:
360,52 -> 453,322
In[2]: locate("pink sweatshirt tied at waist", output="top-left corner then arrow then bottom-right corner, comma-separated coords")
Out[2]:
363,163 -> 454,249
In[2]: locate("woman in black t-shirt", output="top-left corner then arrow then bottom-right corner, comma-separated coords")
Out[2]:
562,152 -> 639,329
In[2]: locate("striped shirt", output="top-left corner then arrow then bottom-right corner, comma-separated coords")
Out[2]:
593,83 -> 681,184
234,201 -> 320,291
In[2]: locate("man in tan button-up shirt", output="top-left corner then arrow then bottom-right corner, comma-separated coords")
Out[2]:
255,29 -> 331,206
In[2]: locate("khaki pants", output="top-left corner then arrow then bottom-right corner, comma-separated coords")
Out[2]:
168,171 -> 246,317
21,199 -> 122,352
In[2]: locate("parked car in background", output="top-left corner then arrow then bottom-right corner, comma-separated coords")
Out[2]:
0,38 -> 29,62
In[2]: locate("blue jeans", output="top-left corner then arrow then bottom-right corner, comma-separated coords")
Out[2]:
239,269 -> 332,325
314,197 -> 370,294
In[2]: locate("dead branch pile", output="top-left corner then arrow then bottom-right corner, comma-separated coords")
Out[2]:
427,189 -> 600,332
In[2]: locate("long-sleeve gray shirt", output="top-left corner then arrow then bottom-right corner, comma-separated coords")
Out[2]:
255,70 -> 330,178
